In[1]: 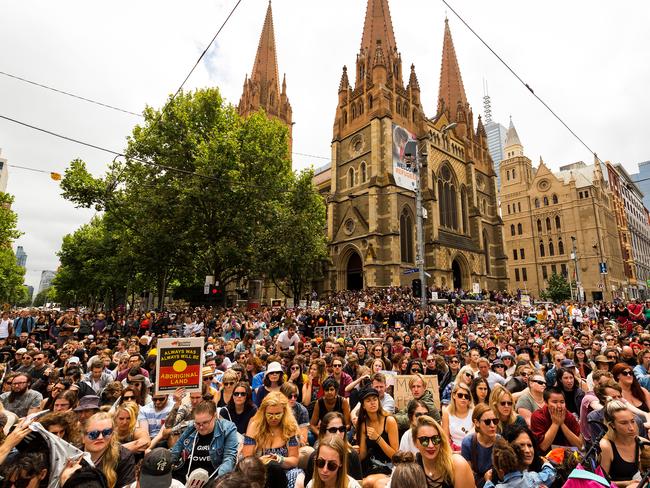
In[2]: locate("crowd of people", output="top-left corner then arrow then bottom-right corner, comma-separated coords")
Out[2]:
1,287 -> 650,488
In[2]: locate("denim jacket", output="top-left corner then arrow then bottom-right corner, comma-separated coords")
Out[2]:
484,463 -> 556,488
170,418 -> 239,479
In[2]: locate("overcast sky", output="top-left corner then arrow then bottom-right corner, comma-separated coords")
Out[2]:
1,0 -> 648,293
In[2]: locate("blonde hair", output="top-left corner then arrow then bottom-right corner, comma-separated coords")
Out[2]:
489,384 -> 517,432
455,366 -> 475,386
83,412 -> 120,488
222,370 -> 238,384
249,391 -> 298,449
604,400 -> 636,442
311,435 -> 349,488
448,382 -> 473,416
408,373 -> 425,389
114,402 -> 139,440
411,415 -> 454,484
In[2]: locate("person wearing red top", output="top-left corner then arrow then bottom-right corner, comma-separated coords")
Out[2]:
628,299 -> 644,323
530,386 -> 582,451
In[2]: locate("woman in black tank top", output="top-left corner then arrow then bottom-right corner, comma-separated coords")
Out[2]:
309,377 -> 351,439
600,400 -> 642,484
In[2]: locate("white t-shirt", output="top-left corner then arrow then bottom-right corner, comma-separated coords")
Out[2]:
307,475 -> 360,488
398,428 -> 419,454
276,330 -> 301,350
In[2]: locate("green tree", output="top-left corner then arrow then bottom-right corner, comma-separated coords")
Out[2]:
541,273 -> 572,302
0,192 -> 26,304
60,88 -> 293,307
259,169 -> 327,303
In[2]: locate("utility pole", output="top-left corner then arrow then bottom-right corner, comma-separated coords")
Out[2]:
571,236 -> 582,302
405,148 -> 427,311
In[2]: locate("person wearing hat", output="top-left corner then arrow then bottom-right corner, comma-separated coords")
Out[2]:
125,448 -> 184,488
74,395 -> 101,423
586,355 -> 614,391
491,359 -> 506,379
253,361 -> 284,407
201,367 -> 219,403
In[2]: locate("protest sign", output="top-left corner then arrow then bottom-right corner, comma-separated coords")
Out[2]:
393,374 -> 440,411
155,337 -> 204,395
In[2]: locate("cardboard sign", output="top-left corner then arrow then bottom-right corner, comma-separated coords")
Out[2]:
155,337 -> 204,395
520,294 -> 531,307
393,374 -> 440,411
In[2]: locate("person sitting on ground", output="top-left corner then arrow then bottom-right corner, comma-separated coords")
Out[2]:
530,386 -> 582,451
307,435 -> 361,488
461,404 -> 498,488
483,438 -> 556,488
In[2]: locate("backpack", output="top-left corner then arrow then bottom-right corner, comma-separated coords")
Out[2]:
562,465 -> 616,488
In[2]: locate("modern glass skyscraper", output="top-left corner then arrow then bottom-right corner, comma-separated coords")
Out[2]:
485,120 -> 507,189
631,160 -> 650,210
15,246 -> 27,268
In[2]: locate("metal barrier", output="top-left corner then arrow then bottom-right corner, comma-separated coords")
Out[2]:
314,323 -> 371,338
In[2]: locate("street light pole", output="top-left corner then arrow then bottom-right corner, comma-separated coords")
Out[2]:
571,236 -> 581,302
415,149 -> 427,311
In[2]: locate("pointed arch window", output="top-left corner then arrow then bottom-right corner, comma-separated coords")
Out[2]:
543,196 -> 549,206
343,110 -> 347,125
483,230 -> 491,274
352,104 -> 357,119
348,168 -> 355,188
510,224 -> 515,237
400,208 -> 414,263
558,239 -> 565,255
552,194 -> 558,204
412,109 -> 417,122
403,103 -> 409,117
359,101 -> 364,115
396,99 -> 401,115
360,162 -> 367,183
549,240 -> 555,256
555,215 -> 561,230
512,168 -> 516,179
540,241 -> 545,257
359,63 -> 365,80
438,164 -> 459,231
537,219 -> 542,233
517,223 -> 523,235
368,95 -> 373,109
534,198 -> 540,208
461,187 -> 468,234
546,217 -> 551,231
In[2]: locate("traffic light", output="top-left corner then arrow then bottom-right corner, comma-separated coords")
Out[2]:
412,279 -> 422,298
209,285 -> 222,301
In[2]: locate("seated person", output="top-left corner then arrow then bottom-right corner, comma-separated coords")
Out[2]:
530,386 -> 582,451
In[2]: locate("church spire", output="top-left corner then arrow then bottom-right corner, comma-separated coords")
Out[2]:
360,0 -> 397,61
437,19 -> 469,121
504,117 -> 523,157
238,1 -> 292,152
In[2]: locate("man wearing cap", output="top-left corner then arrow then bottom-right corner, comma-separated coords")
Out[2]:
0,373 -> 42,417
8,348 -> 26,372
126,448 -> 184,488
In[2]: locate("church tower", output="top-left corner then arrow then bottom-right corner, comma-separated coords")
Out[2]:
325,4 -> 507,293
238,1 -> 292,153
500,118 -> 533,188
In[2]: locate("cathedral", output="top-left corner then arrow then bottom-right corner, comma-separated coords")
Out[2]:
240,0 -> 508,294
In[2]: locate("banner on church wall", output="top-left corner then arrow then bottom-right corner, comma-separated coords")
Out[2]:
392,123 -> 418,191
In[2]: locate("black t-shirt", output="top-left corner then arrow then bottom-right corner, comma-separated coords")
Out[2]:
181,432 -> 213,482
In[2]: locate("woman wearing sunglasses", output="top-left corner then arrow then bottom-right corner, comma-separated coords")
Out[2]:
515,374 -> 546,427
442,383 -> 474,452
441,365 -> 474,406
398,399 -> 430,454
306,435 -> 360,488
460,404 -> 498,487
304,412 -> 363,486
281,382 -> 310,446
413,415 -> 475,488
224,381 -> 257,435
215,370 -> 238,408
82,411 -> 136,488
243,391 -> 304,488
613,362 -> 650,413
489,385 -> 526,433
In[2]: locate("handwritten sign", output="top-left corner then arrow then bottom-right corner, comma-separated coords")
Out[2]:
155,337 -> 204,394
393,374 -> 440,411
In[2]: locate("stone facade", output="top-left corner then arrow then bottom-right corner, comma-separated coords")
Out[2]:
500,122 -> 626,301
318,0 -> 508,292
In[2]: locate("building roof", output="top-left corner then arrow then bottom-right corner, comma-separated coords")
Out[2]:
360,0 -> 397,59
556,161 -> 595,189
250,1 -> 280,98
504,118 -> 522,149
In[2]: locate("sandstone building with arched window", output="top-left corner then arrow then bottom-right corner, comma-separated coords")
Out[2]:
313,0 -> 508,292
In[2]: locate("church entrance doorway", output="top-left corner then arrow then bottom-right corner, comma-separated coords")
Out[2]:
346,252 -> 363,290
452,258 -> 463,290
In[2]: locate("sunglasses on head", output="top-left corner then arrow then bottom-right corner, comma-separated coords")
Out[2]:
86,428 -> 113,440
326,426 -> 347,434
316,458 -> 340,471
418,435 -> 442,447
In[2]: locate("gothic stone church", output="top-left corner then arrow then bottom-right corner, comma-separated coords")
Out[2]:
240,0 -> 508,293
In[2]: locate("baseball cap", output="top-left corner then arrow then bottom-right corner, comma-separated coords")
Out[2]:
140,448 -> 173,488
16,348 -> 27,354
560,359 -> 576,369
74,395 -> 100,412
67,356 -> 80,364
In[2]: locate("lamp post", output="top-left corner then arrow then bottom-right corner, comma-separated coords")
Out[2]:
405,149 -> 427,311
571,236 -> 582,302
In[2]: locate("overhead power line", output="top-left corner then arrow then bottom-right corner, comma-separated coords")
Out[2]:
0,70 -> 143,117
441,0 -> 601,163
